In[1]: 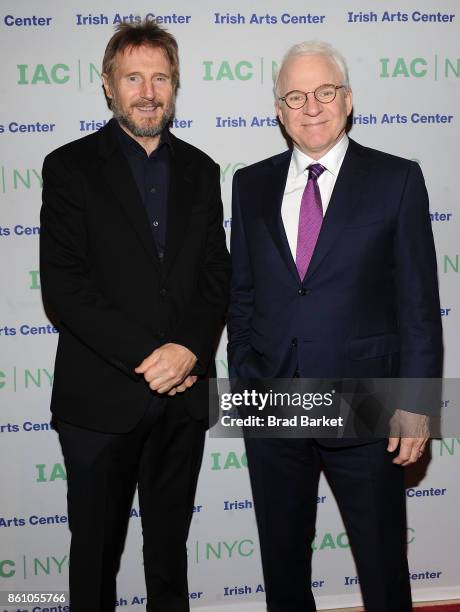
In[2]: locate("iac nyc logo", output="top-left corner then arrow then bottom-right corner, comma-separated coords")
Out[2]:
0,366 -> 53,392
380,56 -> 460,80
0,553 -> 69,579
188,538 -> 254,564
434,438 -> 460,457
16,60 -> 102,89
29,270 -> 40,289
0,164 -> 42,195
443,255 -> 459,273
203,58 -> 278,84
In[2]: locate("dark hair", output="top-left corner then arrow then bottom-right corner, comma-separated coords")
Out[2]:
102,18 -> 180,91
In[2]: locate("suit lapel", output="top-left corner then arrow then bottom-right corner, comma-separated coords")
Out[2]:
304,139 -> 370,281
262,150 -> 300,282
97,121 -> 160,270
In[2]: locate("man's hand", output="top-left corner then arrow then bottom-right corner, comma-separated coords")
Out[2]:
387,409 -> 430,466
135,343 -> 197,394
167,375 -> 198,396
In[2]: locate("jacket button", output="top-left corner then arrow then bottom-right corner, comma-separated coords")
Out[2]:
293,370 -> 300,378
298,287 -> 306,296
159,288 -> 167,297
291,338 -> 297,347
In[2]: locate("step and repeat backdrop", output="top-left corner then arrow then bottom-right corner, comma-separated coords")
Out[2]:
1,1 -> 459,610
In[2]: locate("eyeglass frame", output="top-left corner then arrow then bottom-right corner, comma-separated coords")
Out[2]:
278,84 -> 347,109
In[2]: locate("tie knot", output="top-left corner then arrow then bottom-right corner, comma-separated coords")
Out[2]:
308,163 -> 325,181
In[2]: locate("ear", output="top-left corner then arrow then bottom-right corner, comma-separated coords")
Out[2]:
276,102 -> 285,127
345,87 -> 353,116
102,73 -> 113,100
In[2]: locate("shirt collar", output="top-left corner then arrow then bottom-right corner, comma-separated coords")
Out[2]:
292,133 -> 349,178
112,118 -> 172,159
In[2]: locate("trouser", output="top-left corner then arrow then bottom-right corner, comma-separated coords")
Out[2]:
244,437 -> 412,612
56,400 -> 206,612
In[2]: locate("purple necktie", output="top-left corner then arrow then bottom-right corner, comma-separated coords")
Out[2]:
295,163 -> 326,280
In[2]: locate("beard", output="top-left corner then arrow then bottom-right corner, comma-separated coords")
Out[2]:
111,94 -> 175,138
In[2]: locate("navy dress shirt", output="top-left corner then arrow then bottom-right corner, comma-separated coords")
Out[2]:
113,119 -> 171,261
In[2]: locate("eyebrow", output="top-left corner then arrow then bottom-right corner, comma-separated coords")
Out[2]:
124,71 -> 171,78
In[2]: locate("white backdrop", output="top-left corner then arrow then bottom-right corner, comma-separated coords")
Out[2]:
0,1 -> 459,610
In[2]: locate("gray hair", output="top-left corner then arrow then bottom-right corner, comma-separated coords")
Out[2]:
273,41 -> 350,98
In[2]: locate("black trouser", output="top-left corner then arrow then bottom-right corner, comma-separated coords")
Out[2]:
56,401 -> 206,612
244,437 -> 412,612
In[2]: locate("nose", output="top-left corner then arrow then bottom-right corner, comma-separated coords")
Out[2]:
140,80 -> 155,100
302,93 -> 322,116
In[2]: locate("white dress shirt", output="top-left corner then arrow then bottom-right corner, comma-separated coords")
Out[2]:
281,134 -> 349,257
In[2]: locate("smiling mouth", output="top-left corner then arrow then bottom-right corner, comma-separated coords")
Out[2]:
302,121 -> 327,127
135,103 -> 162,112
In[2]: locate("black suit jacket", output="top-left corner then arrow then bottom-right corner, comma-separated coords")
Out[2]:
40,120 -> 230,433
228,139 -> 442,435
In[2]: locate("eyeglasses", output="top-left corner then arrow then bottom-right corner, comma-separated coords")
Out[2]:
279,84 -> 346,109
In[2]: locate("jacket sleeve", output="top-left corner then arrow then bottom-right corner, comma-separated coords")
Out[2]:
226,170 -> 255,377
40,151 -> 160,381
170,162 -> 231,373
393,161 -> 443,414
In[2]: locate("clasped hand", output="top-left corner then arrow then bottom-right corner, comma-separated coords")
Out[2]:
387,408 -> 430,466
135,343 -> 197,395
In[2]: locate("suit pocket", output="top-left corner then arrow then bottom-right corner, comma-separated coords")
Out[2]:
349,333 -> 399,360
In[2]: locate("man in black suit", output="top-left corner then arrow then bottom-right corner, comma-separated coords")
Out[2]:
227,41 -> 442,611
40,20 -> 230,612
